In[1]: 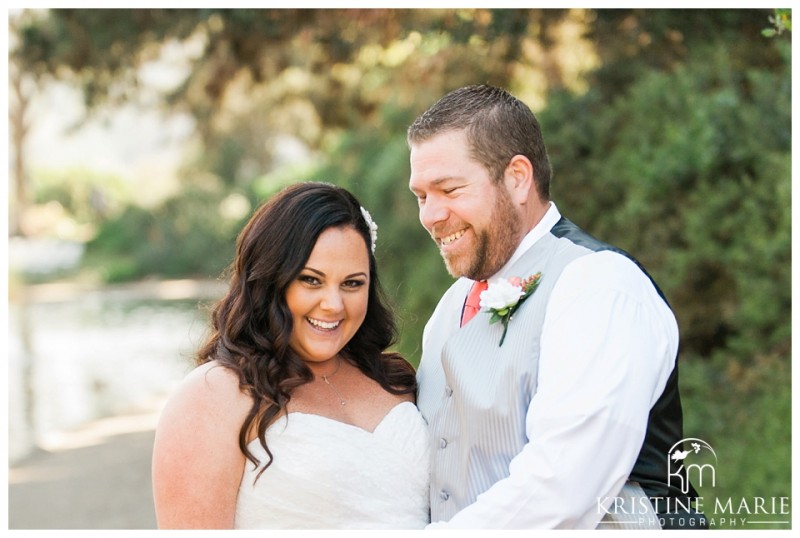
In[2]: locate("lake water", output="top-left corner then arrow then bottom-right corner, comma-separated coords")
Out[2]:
7,281 -> 224,463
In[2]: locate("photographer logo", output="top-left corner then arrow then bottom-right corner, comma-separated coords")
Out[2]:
668,437 -> 716,494
597,437 -> 790,528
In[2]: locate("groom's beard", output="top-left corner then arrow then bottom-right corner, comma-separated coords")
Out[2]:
441,184 -> 521,282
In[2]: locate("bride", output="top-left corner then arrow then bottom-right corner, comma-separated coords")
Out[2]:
152,182 -> 430,529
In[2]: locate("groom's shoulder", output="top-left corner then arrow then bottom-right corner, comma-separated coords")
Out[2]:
421,278 -> 471,344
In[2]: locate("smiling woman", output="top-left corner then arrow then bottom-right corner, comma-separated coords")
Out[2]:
285,227 -> 370,368
151,181 -> 430,529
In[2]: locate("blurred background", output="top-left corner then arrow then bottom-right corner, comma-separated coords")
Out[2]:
6,8 -> 791,530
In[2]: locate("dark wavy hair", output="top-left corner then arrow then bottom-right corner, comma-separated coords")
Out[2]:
196,181 -> 416,479
407,84 -> 553,200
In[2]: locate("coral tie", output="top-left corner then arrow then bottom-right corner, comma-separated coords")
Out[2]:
461,280 -> 488,326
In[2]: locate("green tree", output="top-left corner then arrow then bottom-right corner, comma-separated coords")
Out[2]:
542,11 -> 790,369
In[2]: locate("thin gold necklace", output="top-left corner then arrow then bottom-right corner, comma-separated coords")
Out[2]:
320,357 -> 346,406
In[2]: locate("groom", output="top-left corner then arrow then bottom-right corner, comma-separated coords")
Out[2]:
408,85 -> 704,528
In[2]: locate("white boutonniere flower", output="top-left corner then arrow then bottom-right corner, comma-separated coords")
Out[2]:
480,272 -> 543,346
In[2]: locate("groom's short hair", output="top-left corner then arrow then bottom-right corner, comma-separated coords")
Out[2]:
407,84 -> 552,200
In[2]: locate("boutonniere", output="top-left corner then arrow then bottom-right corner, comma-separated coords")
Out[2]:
480,272 -> 543,346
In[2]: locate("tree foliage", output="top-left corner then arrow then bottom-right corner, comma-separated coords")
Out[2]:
543,27 -> 790,370
13,9 -> 557,170
13,6 -> 789,368
14,7 -> 789,358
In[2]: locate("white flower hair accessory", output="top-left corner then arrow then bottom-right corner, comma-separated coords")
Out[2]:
360,206 -> 378,253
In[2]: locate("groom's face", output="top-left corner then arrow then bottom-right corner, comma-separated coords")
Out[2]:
409,129 -> 521,281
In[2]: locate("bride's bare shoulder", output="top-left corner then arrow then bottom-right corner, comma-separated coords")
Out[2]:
160,361 -> 252,423
188,360 -> 243,390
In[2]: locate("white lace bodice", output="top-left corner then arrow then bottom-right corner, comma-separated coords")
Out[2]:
234,401 -> 430,529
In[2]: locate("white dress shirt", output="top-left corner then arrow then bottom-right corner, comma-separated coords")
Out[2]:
428,202 -> 679,528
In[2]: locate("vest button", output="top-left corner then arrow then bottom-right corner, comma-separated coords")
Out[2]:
439,490 -> 449,501
439,438 -> 448,449
445,386 -> 453,397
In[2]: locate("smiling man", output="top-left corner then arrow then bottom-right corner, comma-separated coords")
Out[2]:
408,84 -> 704,529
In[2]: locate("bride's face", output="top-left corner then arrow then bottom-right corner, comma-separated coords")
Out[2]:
285,226 -> 370,369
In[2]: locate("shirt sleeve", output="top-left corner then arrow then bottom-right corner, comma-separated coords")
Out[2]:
427,250 -> 679,529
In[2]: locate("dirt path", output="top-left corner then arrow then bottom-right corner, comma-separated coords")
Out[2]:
8,402 -> 163,530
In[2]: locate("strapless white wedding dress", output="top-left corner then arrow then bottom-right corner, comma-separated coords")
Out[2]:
234,401 -> 430,529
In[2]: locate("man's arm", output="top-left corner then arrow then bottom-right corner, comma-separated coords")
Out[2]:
428,251 -> 678,528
